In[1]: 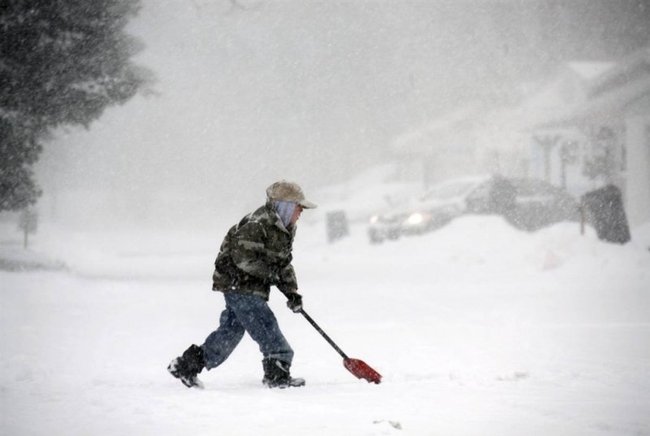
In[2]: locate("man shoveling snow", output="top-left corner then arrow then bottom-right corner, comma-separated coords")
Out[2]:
168,181 -> 316,388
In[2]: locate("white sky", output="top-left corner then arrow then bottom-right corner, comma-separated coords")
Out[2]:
34,0 -> 646,227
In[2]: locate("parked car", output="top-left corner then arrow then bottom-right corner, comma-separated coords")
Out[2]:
495,177 -> 580,231
367,176 -> 579,243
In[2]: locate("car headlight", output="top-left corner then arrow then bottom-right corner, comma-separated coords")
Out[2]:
406,212 -> 424,225
369,215 -> 379,224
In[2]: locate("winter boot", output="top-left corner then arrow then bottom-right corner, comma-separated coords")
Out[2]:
262,358 -> 305,388
168,344 -> 205,388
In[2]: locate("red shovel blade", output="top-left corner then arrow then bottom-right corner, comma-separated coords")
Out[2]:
343,358 -> 382,384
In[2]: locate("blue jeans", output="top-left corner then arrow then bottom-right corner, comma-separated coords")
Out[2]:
201,293 -> 294,370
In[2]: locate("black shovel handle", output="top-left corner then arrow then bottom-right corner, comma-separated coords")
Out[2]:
298,309 -> 349,360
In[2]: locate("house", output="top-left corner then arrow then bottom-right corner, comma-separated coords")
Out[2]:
390,105 -> 487,189
390,51 -> 650,228
389,62 -> 612,191
534,47 -> 650,226
517,62 -> 614,194
390,102 -> 534,190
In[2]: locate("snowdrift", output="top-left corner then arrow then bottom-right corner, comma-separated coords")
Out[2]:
1,213 -> 649,436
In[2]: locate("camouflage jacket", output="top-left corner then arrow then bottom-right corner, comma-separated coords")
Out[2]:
212,202 -> 298,300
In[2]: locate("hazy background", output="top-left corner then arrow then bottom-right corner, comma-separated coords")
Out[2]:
3,3 -> 650,433
34,0 -> 650,229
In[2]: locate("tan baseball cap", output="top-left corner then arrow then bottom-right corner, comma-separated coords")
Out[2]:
266,180 -> 317,209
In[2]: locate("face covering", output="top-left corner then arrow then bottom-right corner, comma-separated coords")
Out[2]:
273,200 -> 297,228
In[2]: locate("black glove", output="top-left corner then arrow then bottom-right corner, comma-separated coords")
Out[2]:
286,293 -> 303,313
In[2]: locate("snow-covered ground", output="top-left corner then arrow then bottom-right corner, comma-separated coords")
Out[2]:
1,213 -> 650,436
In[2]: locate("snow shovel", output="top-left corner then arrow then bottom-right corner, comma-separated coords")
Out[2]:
299,309 -> 382,384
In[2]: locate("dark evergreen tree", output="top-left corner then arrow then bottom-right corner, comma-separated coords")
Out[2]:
0,0 -> 151,211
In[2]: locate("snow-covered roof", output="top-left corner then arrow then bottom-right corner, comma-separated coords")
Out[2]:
391,104 -> 486,155
537,76 -> 650,128
512,62 -> 609,127
390,49 -> 649,155
535,47 -> 650,128
588,46 -> 650,97
566,62 -> 615,80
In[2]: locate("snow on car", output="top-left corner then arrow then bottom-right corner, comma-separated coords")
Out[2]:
368,176 -> 579,243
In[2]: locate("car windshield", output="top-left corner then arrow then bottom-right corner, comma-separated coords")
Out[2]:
422,180 -> 481,201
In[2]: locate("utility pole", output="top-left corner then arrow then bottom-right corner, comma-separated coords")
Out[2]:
18,208 -> 38,249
